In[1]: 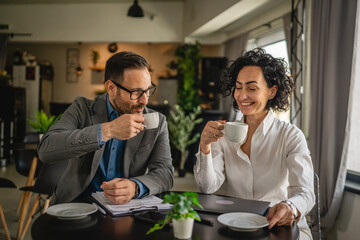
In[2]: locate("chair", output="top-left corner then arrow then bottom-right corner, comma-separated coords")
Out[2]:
306,172 -> 321,240
15,152 -> 40,240
14,149 -> 42,178
14,132 -> 40,176
14,132 -> 42,211
13,133 -> 42,239
0,177 -> 17,240
18,160 -> 68,240
23,132 -> 40,144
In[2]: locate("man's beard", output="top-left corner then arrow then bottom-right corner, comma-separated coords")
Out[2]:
112,91 -> 146,115
115,101 -> 145,115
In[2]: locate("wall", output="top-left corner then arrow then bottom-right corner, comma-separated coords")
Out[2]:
327,191 -> 360,240
183,0 -> 239,37
227,0 -> 291,40
183,0 -> 290,44
6,42 -> 223,108
0,2 -> 183,43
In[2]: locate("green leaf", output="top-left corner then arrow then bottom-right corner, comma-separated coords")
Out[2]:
146,215 -> 171,235
167,104 -> 202,153
175,42 -> 202,111
27,109 -> 61,134
146,192 -> 202,235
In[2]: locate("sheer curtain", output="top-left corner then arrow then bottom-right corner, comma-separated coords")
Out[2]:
346,0 -> 360,173
309,0 -> 357,228
224,33 -> 249,64
223,33 -> 249,121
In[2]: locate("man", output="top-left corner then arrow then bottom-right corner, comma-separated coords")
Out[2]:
38,51 -> 174,205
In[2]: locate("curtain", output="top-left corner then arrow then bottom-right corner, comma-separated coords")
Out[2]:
0,34 -> 9,70
224,32 -> 249,64
309,0 -> 357,228
223,32 -> 249,121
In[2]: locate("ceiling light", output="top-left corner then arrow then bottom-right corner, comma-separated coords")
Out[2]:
127,0 -> 144,18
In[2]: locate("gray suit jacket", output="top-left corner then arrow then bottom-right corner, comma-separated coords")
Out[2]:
38,93 -> 174,204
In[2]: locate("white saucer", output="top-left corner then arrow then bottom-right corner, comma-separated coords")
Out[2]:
217,212 -> 269,231
46,203 -> 98,220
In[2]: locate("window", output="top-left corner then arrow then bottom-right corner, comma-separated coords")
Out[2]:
346,30 -> 360,174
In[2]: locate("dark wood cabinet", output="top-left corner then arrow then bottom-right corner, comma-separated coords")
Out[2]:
49,102 -> 71,116
0,86 -> 26,164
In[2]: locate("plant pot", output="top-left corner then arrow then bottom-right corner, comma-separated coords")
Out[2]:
39,134 -> 44,141
172,218 -> 194,239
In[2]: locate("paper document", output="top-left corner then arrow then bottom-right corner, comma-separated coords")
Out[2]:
91,192 -> 172,217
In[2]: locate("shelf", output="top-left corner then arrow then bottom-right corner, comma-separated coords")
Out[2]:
89,66 -> 105,71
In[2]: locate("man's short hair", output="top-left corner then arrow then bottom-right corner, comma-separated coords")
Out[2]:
105,51 -> 149,83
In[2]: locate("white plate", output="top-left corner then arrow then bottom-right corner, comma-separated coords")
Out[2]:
46,203 -> 98,220
217,212 -> 269,231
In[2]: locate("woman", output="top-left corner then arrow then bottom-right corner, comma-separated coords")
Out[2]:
194,49 -> 315,240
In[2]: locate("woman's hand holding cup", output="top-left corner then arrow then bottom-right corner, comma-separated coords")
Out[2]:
200,120 -> 226,154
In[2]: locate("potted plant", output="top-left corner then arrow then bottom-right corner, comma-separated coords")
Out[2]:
167,105 -> 202,177
91,50 -> 100,66
175,42 -> 202,111
147,192 -> 203,239
28,110 -> 61,139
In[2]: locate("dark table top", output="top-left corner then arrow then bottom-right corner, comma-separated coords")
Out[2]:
31,194 -> 299,240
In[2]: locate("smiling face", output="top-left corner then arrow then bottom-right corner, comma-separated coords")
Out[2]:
234,66 -> 278,120
107,67 -> 152,115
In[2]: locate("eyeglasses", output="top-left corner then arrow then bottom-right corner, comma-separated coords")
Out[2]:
110,80 -> 157,100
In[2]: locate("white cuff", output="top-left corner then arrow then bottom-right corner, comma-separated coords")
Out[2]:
288,195 -> 308,219
194,150 -> 213,173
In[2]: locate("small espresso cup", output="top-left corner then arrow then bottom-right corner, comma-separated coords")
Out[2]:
224,122 -> 248,143
143,112 -> 159,130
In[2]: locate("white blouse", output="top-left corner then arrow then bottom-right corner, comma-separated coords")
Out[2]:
194,111 -> 315,228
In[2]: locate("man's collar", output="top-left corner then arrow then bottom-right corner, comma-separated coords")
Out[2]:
106,95 -> 118,119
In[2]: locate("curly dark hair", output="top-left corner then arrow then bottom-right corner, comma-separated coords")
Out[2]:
221,48 -> 294,112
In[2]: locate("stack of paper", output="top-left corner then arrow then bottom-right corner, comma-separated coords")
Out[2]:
91,192 -> 172,217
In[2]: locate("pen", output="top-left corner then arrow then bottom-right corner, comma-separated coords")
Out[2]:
93,203 -> 106,215
197,218 -> 214,226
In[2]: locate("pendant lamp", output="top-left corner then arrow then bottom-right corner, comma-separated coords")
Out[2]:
127,0 -> 144,18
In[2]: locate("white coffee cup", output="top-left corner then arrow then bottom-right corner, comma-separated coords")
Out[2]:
224,122 -> 248,143
143,112 -> 159,129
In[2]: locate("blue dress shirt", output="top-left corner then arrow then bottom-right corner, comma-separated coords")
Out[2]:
86,96 -> 148,198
